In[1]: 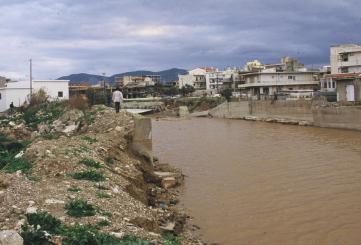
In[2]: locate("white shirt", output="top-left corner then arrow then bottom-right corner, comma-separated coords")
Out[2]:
112,90 -> 123,102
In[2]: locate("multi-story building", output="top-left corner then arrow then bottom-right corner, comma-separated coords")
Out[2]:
239,57 -> 320,100
178,67 -> 215,90
327,44 -> 361,102
330,44 -> 361,74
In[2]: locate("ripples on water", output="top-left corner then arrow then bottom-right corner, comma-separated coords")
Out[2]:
152,118 -> 361,245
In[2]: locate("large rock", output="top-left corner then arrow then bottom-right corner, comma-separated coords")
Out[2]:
178,106 -> 189,117
52,109 -> 84,134
161,177 -> 177,189
0,230 -> 23,245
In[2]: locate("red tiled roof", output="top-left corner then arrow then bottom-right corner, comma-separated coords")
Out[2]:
326,73 -> 361,79
200,67 -> 216,72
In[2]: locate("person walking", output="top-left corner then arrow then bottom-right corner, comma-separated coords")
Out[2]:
112,87 -> 123,113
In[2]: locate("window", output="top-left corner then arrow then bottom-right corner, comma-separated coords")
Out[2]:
0,93 -> 1,100
328,82 -> 331,88
340,67 -> 349,73
332,81 -> 336,88
58,91 -> 63,97
288,75 -> 296,80
340,54 -> 348,62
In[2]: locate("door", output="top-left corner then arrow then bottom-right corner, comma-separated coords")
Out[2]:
346,84 -> 355,102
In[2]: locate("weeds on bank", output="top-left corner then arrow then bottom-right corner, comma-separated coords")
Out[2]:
65,199 -> 97,217
71,170 -> 106,182
84,112 -> 95,126
0,134 -> 32,173
95,183 -> 109,190
96,220 -> 110,228
105,156 -> 114,165
96,191 -> 111,199
22,101 -> 64,129
67,186 -> 81,192
3,158 -> 32,173
81,136 -> 97,144
79,158 -> 102,169
163,233 -> 182,245
41,132 -> 60,140
21,212 -> 149,245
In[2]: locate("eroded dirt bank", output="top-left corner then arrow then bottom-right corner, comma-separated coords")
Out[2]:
0,104 -> 205,244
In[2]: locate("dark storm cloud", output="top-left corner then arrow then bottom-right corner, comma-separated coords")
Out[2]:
0,0 -> 360,79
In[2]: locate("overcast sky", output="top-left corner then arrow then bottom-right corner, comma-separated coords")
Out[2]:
0,0 -> 360,80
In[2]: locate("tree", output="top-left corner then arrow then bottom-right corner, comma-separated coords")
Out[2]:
180,85 -> 195,96
221,88 -> 232,102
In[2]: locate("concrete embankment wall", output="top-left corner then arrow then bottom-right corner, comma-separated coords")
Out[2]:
209,101 -> 249,118
249,100 -> 314,121
209,100 -> 313,121
209,100 -> 361,131
313,106 -> 361,131
131,115 -> 153,164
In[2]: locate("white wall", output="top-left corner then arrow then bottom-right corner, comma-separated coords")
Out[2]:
33,80 -> 69,100
0,88 -> 6,112
0,79 -> 69,112
178,74 -> 194,88
0,88 -> 30,112
331,45 -> 361,74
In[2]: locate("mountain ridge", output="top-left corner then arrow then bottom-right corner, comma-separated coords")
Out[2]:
57,68 -> 187,85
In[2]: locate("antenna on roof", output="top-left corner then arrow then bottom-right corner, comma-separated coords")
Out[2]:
29,58 -> 33,99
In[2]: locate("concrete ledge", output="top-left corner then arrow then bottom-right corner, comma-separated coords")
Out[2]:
131,115 -> 153,164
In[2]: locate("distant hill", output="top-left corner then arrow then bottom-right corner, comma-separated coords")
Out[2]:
57,68 -> 187,85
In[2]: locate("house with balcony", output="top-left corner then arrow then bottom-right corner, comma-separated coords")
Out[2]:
329,44 -> 361,102
331,44 -> 361,74
178,67 -> 215,90
239,57 -> 320,100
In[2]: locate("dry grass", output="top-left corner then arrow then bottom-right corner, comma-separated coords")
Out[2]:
68,95 -> 89,111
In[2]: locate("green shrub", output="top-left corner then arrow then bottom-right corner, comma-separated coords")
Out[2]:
72,170 -> 105,182
84,112 -> 95,125
67,187 -> 81,192
65,199 -> 97,217
21,212 -> 64,245
81,136 -> 97,144
3,158 -> 32,173
105,156 -> 114,165
95,183 -> 109,190
21,211 -> 149,245
22,101 -> 64,129
163,233 -> 182,245
96,220 -> 110,228
41,132 -> 60,140
26,212 -> 63,234
79,158 -> 102,169
96,191 -> 111,199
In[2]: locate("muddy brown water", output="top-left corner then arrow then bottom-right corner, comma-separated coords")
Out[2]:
152,118 -> 361,245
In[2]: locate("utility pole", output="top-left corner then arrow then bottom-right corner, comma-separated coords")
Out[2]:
102,73 -> 107,105
29,59 -> 33,99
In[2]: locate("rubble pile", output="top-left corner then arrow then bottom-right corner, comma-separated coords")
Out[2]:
0,104 -> 204,244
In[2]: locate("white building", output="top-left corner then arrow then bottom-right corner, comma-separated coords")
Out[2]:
330,44 -> 361,74
240,58 -> 320,99
178,68 -> 213,90
0,79 -> 69,112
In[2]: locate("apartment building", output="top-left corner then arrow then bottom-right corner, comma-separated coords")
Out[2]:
240,57 -> 320,100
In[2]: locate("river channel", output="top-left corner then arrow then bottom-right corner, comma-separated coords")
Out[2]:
152,117 -> 361,245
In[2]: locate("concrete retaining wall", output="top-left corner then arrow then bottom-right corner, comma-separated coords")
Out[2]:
209,100 -> 361,131
313,106 -> 361,131
249,100 -> 313,121
131,115 -> 153,164
209,101 -> 249,118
